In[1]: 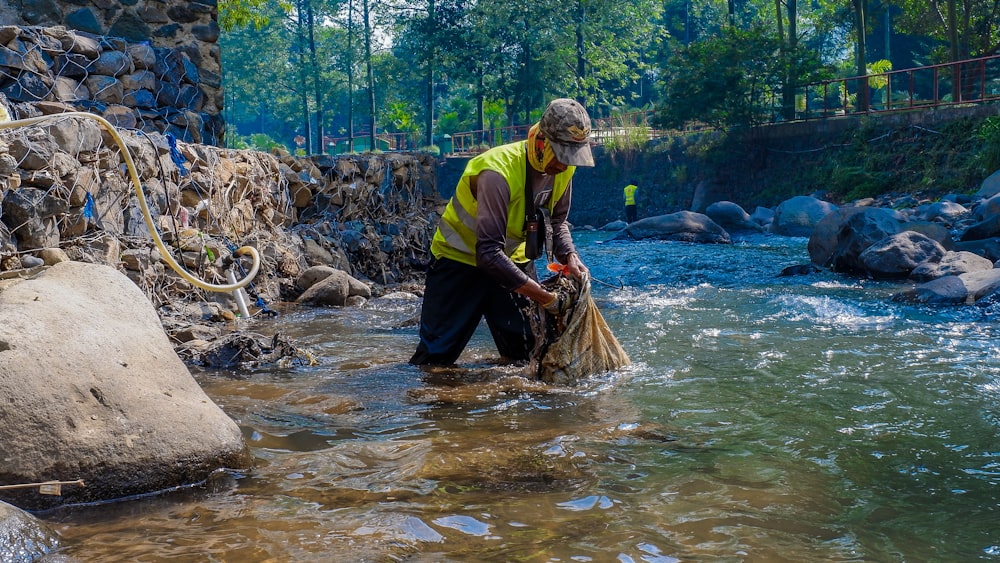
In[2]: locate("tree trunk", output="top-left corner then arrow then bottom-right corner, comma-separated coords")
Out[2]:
782,0 -> 797,120
424,0 -> 435,148
363,0 -> 376,151
306,0 -> 324,153
476,69 -> 484,144
575,0 -> 586,100
947,0 -> 961,101
296,0 -> 312,154
347,0 -> 354,152
854,0 -> 868,112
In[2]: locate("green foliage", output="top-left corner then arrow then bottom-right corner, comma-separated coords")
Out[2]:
977,116 -> 1000,174
218,0 -> 288,31
655,25 -> 826,130
419,145 -> 441,156
892,0 -> 999,60
215,0 -> 999,166
867,59 -> 893,88
829,165 -> 890,201
384,101 -> 420,133
601,113 -> 650,154
483,101 -> 506,130
248,133 -> 285,152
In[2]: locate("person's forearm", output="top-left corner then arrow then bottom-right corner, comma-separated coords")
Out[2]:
515,278 -> 556,305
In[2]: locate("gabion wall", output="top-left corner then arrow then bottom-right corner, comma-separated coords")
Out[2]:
1,0 -> 222,146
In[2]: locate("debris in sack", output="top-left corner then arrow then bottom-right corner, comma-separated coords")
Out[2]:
531,272 -> 630,385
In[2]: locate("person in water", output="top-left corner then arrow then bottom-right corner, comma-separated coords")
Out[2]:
409,98 -> 594,366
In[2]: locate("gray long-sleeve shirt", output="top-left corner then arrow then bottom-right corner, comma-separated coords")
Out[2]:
474,168 -> 577,291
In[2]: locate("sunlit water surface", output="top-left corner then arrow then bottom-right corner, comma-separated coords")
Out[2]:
46,231 -> 1000,562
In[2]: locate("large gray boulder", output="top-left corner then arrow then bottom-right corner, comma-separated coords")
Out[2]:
610,211 -> 731,244
858,231 -> 946,279
973,169 -> 1000,201
893,269 -> 1000,305
0,261 -> 252,510
807,207 -> 867,266
960,212 -> 1000,242
829,208 -> 904,274
770,195 -> 837,237
808,207 -> 903,273
914,200 -> 970,225
705,201 -> 764,235
910,250 -> 995,281
955,237 -> 1000,262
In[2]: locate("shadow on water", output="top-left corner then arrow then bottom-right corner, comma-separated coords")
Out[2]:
41,232 -> 1000,561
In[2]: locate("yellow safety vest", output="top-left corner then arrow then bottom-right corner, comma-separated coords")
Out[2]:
623,184 -> 638,205
432,141 -> 574,266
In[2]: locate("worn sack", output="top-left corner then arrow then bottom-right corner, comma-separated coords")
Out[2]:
533,273 -> 630,385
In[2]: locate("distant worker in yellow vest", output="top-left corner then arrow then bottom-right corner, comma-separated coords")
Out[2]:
623,180 -> 638,223
410,98 -> 595,366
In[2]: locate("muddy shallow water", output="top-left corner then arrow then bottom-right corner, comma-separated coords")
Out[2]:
43,231 -> 1000,561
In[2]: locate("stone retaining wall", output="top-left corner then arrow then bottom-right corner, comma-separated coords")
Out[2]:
0,110 -> 442,315
0,21 -> 223,145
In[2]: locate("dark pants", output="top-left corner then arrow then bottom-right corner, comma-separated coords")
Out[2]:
410,257 -> 537,366
625,204 -> 637,223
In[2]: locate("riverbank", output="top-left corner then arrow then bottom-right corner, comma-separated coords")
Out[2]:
0,106 -> 442,366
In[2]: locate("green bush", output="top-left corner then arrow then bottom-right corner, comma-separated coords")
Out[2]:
977,116 -> 1000,174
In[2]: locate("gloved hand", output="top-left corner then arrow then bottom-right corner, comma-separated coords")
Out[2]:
542,291 -> 570,317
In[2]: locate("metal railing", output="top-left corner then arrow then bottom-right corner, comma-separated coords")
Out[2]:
322,131 -> 423,154
794,54 -> 1000,121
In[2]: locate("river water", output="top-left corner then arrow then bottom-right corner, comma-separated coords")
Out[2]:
45,230 -> 1000,562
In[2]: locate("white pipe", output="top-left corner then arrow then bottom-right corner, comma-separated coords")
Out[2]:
226,269 -> 252,318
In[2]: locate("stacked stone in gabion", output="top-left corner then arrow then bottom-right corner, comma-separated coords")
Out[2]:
0,25 -> 223,146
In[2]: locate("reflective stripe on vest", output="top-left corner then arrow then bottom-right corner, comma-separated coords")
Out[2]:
431,141 -> 573,266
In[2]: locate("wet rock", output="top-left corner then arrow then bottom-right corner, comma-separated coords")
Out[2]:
180,331 -> 315,370
960,212 -> 1000,242
910,250 -> 994,282
778,263 -> 822,277
0,500 -> 61,562
705,200 -> 764,235
894,269 -> 1000,304
0,261 -> 252,510
858,230 -> 946,279
750,205 -> 775,228
810,207 -> 902,274
296,268 -> 372,307
611,211 -> 731,244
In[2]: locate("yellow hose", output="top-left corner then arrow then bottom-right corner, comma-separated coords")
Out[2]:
0,111 -> 260,292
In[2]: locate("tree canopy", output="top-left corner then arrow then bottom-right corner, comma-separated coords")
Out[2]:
218,0 -> 1000,153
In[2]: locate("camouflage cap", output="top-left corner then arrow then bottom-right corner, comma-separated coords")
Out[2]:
538,98 -> 594,167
